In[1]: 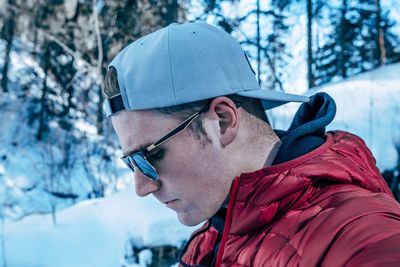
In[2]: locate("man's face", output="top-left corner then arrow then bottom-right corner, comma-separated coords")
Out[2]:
111,109 -> 235,226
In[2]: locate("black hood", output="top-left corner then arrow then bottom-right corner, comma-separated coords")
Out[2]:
273,92 -> 337,165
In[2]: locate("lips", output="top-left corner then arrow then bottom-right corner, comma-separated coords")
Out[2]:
164,199 -> 179,208
155,195 -> 179,206
164,199 -> 177,205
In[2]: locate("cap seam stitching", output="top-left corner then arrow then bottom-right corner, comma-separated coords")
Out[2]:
219,30 -> 244,86
167,26 -> 177,104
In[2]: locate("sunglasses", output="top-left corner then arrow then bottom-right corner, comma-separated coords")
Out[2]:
121,100 -> 241,181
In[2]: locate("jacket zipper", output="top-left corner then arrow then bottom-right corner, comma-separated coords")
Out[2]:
214,176 -> 241,266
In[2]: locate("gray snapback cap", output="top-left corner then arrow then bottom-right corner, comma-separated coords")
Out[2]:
104,22 -> 309,117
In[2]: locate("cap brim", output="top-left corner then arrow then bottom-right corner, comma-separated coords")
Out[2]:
237,89 -> 310,110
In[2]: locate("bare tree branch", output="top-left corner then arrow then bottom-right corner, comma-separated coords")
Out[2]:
38,29 -> 96,72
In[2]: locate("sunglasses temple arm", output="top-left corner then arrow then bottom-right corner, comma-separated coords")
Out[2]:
145,101 -> 241,152
146,112 -> 201,151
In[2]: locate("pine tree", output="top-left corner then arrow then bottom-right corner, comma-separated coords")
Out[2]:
264,0 -> 291,91
378,8 -> 400,64
314,0 -> 400,86
314,0 -> 349,85
307,0 -> 314,89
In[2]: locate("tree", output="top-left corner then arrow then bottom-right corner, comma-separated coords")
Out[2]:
314,0 -> 400,86
375,0 -> 385,65
0,0 -> 17,93
0,0 -> 188,217
266,0 -> 292,91
307,0 -> 314,89
225,0 -> 292,90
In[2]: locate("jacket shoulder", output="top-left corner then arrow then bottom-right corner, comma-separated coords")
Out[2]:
297,187 -> 400,266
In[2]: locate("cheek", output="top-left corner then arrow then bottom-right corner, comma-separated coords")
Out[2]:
175,155 -> 229,206
161,148 -> 232,224
160,138 -> 231,198
170,149 -> 219,185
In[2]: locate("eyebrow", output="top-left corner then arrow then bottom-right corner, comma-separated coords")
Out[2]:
122,142 -> 153,157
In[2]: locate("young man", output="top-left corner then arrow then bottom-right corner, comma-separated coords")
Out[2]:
103,22 -> 400,266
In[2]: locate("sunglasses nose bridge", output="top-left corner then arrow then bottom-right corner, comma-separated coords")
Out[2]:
122,156 -> 137,170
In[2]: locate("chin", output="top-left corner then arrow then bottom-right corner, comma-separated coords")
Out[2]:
177,211 -> 207,226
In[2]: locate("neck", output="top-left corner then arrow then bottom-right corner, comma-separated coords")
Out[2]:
235,136 -> 281,174
263,139 -> 282,167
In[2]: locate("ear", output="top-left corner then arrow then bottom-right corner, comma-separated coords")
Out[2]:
207,97 -> 240,147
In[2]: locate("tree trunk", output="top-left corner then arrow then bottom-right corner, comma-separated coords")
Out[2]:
339,0 -> 348,78
93,0 -> 104,135
36,46 -> 50,141
375,0 -> 386,65
1,0 -> 17,93
163,0 -> 179,25
307,0 -> 314,89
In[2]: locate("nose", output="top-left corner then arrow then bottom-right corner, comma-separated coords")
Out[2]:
134,170 -> 161,197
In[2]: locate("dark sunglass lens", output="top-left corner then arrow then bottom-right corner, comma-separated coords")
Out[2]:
132,154 -> 159,180
122,157 -> 136,172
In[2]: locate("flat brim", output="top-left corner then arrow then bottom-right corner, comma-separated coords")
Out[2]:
237,89 -> 310,110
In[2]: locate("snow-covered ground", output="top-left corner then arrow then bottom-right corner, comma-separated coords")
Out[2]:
2,189 -> 196,267
269,62 -> 400,171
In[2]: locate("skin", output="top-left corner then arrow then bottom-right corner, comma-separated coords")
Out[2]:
111,97 -> 281,226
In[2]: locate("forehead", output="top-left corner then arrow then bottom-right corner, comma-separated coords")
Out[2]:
111,109 -> 177,153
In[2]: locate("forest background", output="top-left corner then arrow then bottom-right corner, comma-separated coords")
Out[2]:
0,0 -> 399,266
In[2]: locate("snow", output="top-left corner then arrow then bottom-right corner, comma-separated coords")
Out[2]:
64,0 -> 79,20
1,9 -> 400,266
3,63 -> 399,267
138,249 -> 153,267
0,38 -> 128,220
2,189 -> 196,267
269,62 -> 400,171
75,118 -> 98,136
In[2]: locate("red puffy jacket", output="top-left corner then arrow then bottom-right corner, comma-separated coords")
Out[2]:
179,131 -> 400,267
